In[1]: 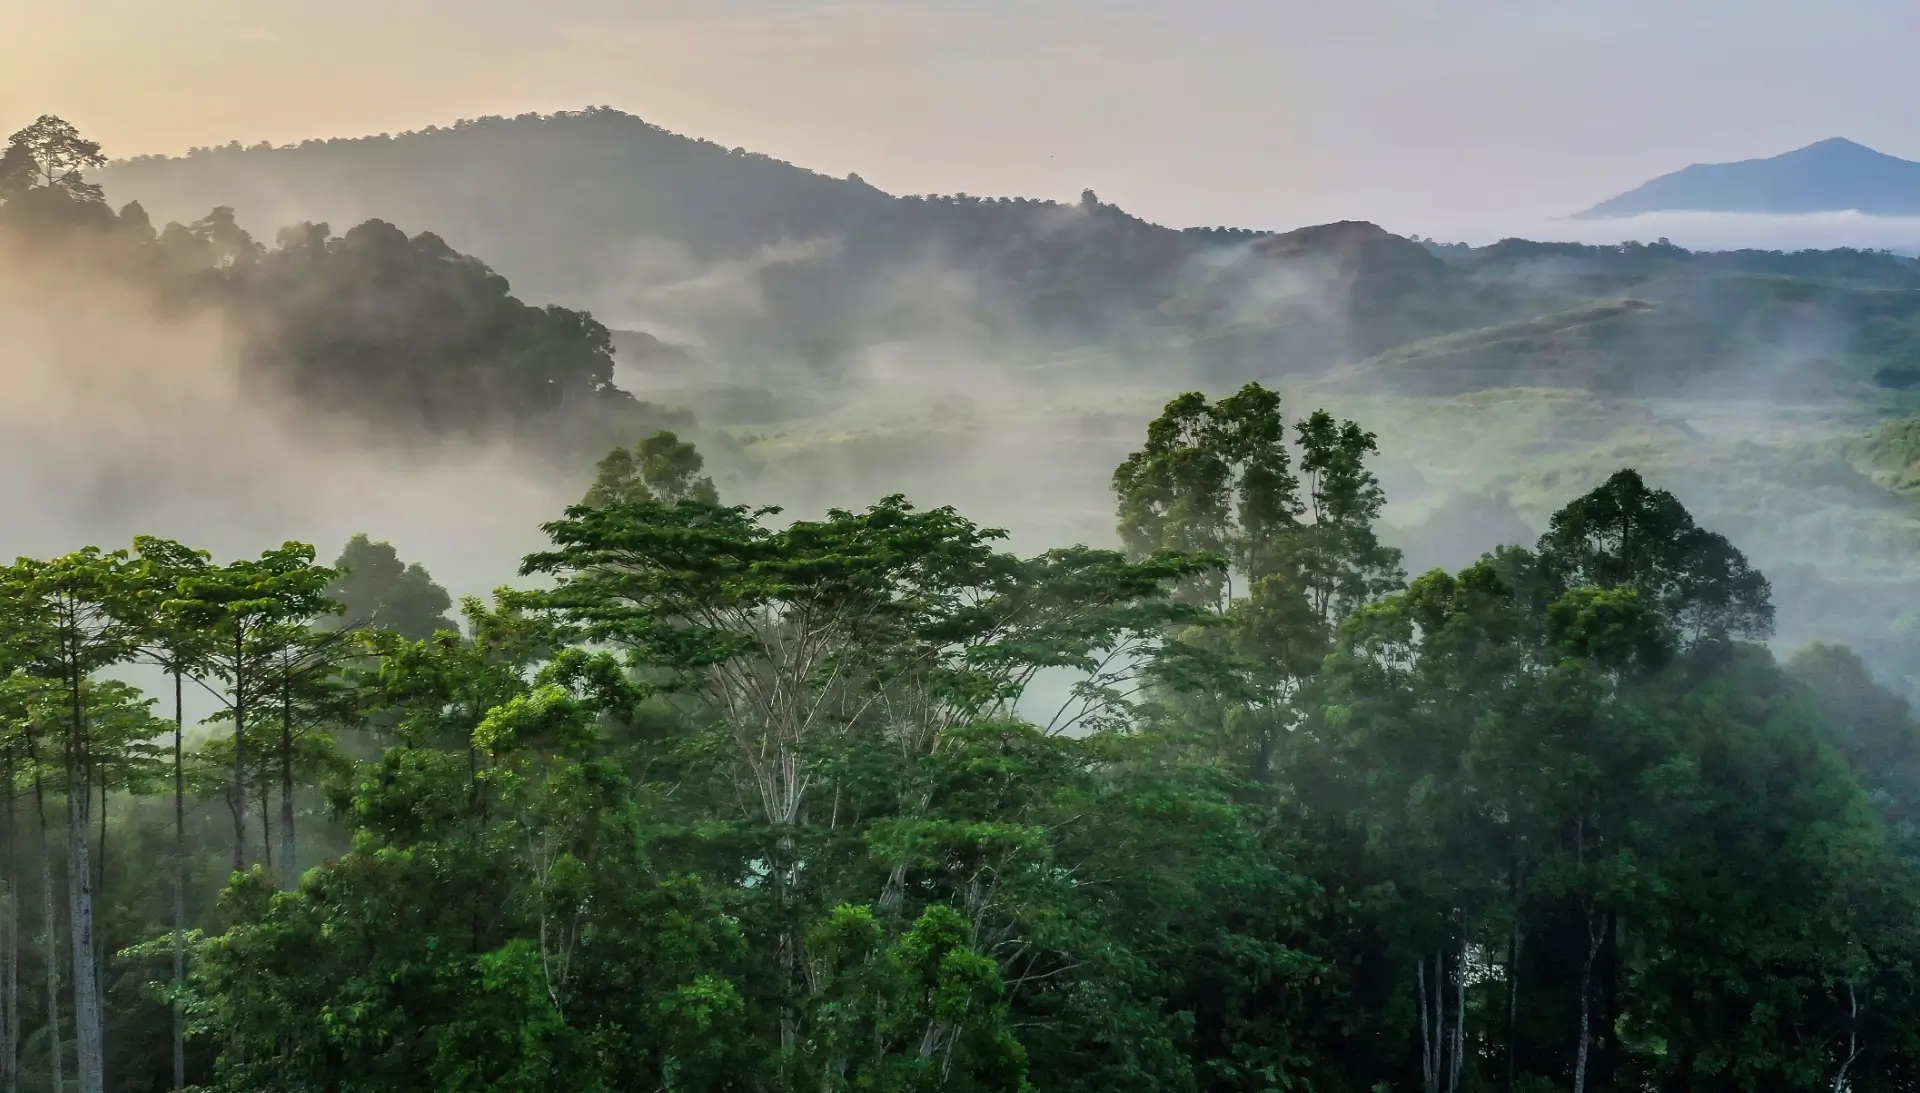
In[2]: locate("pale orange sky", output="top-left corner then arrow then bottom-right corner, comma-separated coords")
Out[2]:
8,0 -> 1919,233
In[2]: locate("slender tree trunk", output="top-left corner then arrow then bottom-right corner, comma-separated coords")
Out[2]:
1450,945 -> 1466,1093
1505,843 -> 1521,1093
31,761 -> 60,1093
1418,957 -> 1436,1093
1,746 -> 16,1093
64,662 -> 105,1093
172,670 -> 185,1093
1834,981 -> 1862,1093
229,628 -> 246,875
279,671 -> 295,891
258,789 -> 271,871
1596,912 -> 1619,1091
777,829 -> 798,1069
1504,924 -> 1519,1093
93,781 -> 104,973
1572,911 -> 1602,1093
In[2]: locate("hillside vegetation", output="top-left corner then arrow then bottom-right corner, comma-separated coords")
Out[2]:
15,108 -> 1920,1093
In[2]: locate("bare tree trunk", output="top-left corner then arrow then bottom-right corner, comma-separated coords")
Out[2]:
279,673 -> 295,891
172,670 -> 186,1093
64,667 -> 105,1093
230,629 -> 246,875
1450,945 -> 1466,1093
1504,924 -> 1519,1093
29,749 -> 59,1093
777,830 -> 798,1071
1418,957 -> 1436,1093
2,746 -> 16,1093
1505,842 -> 1521,1093
1572,912 -> 1602,1093
258,787 -> 271,871
37,833 -> 58,1093
93,782 -> 104,973
1833,981 -> 1862,1093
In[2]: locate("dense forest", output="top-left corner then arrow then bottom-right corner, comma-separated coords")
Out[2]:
0,376 -> 1917,1091
12,112 -> 1920,1091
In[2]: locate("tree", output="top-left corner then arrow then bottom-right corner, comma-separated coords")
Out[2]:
1536,468 -> 1772,643
1115,384 -> 1402,779
2,549 -> 146,1093
0,117 -> 105,204
581,430 -> 718,508
324,535 -> 456,639
166,545 -> 338,873
186,207 -> 260,269
522,492 -> 1205,1074
126,536 -> 212,1093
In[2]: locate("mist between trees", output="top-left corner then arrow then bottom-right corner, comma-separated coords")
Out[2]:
8,114 -> 1920,1093
0,374 -> 1910,1092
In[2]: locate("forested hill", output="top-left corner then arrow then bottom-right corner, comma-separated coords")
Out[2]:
92,110 -> 1587,381
99,109 -> 1920,397
99,108 -> 1259,360
0,115 -> 686,459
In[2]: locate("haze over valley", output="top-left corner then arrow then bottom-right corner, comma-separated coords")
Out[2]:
10,6 -> 1920,1089
40,107 -> 1920,701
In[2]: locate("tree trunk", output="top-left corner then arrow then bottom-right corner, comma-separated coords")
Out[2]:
32,769 -> 60,1093
258,788 -> 271,871
1504,924 -> 1519,1093
64,664 -> 105,1093
229,628 -> 246,875
1504,842 -> 1521,1093
1418,956 -> 1437,1093
279,672 -> 295,891
1572,911 -> 1603,1093
1,746 -> 16,1093
1595,912 -> 1620,1090
172,670 -> 186,1093
1833,980 -> 1861,1093
1450,946 -> 1466,1093
93,781 -> 104,973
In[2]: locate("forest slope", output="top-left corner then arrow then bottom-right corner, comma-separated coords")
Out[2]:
101,111 -> 1920,400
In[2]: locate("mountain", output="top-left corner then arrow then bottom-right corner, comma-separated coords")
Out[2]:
1574,138 -> 1920,218
96,109 -> 1548,385
90,110 -> 1920,408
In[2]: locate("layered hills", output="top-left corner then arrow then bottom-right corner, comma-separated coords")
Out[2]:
25,106 -> 1920,701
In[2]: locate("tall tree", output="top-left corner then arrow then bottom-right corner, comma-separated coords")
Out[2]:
1115,384 -> 1402,778
323,535 -> 456,640
3,549 -> 144,1093
0,117 -> 105,204
168,545 -> 337,873
580,430 -> 719,508
126,536 -> 211,1093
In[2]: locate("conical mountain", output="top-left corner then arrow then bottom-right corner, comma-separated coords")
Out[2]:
1573,137 -> 1920,218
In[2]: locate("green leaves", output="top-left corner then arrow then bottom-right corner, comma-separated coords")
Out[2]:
583,430 -> 720,508
1539,468 -> 1773,642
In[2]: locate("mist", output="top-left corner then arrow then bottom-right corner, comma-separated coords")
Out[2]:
0,239 -> 577,602
1413,208 -> 1920,253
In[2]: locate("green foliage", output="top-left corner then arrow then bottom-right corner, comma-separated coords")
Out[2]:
325,533 -> 458,639
1850,416 -> 1920,493
0,186 -> 1909,1089
582,430 -> 719,508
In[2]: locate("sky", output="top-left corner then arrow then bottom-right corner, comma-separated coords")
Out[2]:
9,0 -> 1920,237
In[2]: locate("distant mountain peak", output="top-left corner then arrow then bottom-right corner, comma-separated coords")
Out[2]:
1573,138 -> 1920,219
